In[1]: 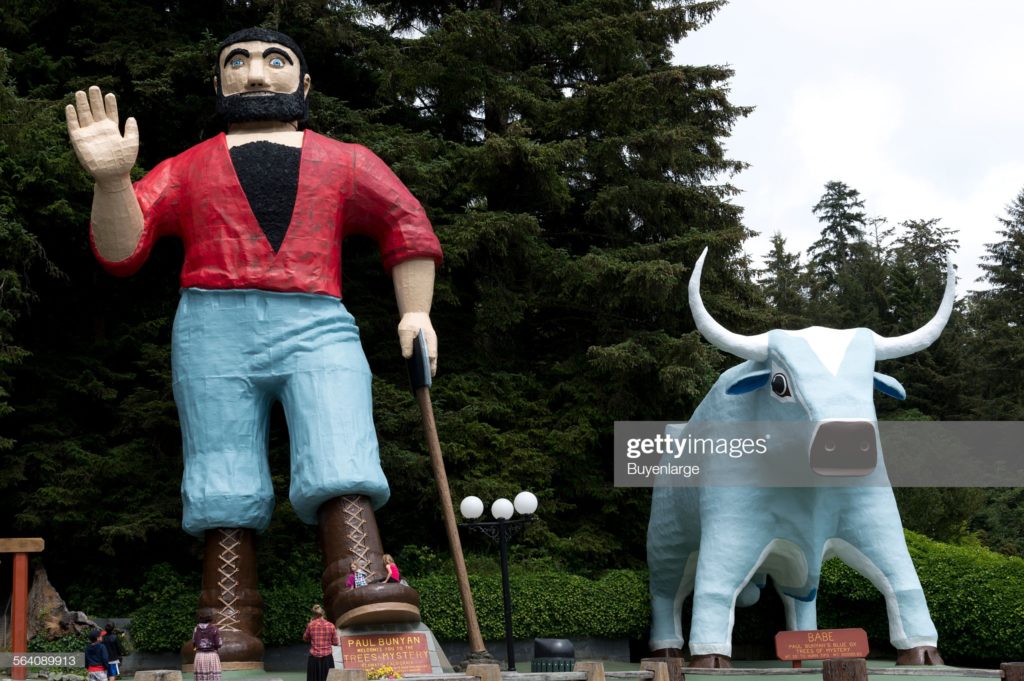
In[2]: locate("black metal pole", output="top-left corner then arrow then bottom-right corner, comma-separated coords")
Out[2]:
498,518 -> 516,671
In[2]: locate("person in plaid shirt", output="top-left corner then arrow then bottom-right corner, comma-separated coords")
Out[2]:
303,604 -> 340,681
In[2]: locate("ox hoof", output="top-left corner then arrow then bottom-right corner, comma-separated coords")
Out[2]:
688,654 -> 732,668
896,646 -> 944,666
648,648 -> 685,659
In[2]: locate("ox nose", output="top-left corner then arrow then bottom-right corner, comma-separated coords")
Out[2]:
810,421 -> 877,476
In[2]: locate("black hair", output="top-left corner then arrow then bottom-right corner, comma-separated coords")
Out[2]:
217,27 -> 308,74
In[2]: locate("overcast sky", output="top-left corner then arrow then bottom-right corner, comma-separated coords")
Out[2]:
673,1 -> 1024,295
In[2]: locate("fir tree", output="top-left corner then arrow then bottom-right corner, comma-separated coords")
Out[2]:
966,188 -> 1024,419
806,180 -> 867,295
758,232 -> 805,327
353,0 -> 758,567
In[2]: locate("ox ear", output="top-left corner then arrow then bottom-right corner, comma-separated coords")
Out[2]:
873,372 -> 906,400
726,370 -> 771,395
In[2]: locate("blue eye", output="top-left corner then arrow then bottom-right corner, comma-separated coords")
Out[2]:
269,57 -> 285,68
230,58 -> 245,68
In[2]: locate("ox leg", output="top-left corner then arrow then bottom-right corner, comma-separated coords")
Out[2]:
648,488 -> 699,654
834,492 -> 940,660
687,533 -> 766,663
776,578 -> 819,632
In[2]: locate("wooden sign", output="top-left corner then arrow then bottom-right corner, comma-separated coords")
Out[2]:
775,628 -> 869,661
340,632 -> 432,675
0,538 -> 45,553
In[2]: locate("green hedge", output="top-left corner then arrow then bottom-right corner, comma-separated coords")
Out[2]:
129,573 -> 324,651
125,567 -> 648,652
29,633 -> 88,654
817,531 -> 1024,664
123,533 -> 1024,666
410,568 -> 649,641
262,577 -> 324,646
129,589 -> 196,653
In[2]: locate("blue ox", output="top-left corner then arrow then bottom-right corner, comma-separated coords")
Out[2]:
647,249 -> 952,668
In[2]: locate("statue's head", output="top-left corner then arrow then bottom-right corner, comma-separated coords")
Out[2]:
214,27 -> 311,125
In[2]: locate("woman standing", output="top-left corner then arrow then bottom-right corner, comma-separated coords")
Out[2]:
304,604 -> 339,681
191,615 -> 223,681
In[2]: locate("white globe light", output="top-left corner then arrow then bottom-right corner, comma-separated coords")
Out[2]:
491,498 -> 514,520
460,496 -> 484,519
513,491 -> 538,515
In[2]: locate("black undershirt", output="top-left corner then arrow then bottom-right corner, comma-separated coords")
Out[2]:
229,141 -> 301,253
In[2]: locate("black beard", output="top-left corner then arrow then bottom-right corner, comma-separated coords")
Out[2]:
216,86 -> 308,125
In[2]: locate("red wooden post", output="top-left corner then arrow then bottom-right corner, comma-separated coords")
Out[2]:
11,552 -> 29,681
1,539 -> 45,681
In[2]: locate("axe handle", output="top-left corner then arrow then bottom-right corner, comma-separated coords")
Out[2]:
415,387 -> 487,654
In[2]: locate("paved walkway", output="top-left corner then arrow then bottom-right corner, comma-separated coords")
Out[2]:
2,659 -> 1001,681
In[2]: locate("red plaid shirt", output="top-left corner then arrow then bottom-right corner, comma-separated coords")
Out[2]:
303,617 -> 339,657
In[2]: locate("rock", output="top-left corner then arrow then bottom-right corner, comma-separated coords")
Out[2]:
134,671 -> 183,681
27,567 -> 96,640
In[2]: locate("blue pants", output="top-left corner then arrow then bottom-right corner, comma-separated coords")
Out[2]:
171,288 -> 389,536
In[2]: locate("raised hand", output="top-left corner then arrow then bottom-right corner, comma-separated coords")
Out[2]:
66,86 -> 139,184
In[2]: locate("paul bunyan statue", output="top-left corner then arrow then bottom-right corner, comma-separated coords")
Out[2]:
66,27 -> 442,667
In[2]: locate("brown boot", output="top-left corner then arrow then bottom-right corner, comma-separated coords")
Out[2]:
181,528 -> 264,670
319,495 -> 421,627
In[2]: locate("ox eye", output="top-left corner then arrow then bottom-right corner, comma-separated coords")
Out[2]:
771,373 -> 791,397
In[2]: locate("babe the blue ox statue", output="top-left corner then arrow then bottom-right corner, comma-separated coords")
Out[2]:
647,249 -> 953,668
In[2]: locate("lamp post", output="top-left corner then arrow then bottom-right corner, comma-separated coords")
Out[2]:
459,491 -> 538,672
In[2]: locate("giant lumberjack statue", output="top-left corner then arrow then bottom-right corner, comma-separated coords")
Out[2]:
66,28 -> 441,666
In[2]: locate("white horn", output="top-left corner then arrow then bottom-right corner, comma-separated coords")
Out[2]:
689,247 -> 769,362
873,255 -> 956,360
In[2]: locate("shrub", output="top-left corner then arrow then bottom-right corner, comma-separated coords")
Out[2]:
817,531 -> 1024,665
262,576 -> 324,647
126,563 -> 198,652
29,633 -> 88,654
122,532 -> 1024,666
129,589 -> 196,653
411,568 -> 649,641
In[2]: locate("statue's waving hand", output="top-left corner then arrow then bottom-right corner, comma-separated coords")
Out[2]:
66,86 -> 139,184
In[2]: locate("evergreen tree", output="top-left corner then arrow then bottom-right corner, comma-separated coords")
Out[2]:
806,180 -> 867,293
878,219 -> 966,419
969,488 -> 1024,557
966,187 -> 1024,419
803,182 -> 890,328
351,0 -> 758,569
0,49 -> 48,459
758,232 -> 805,327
